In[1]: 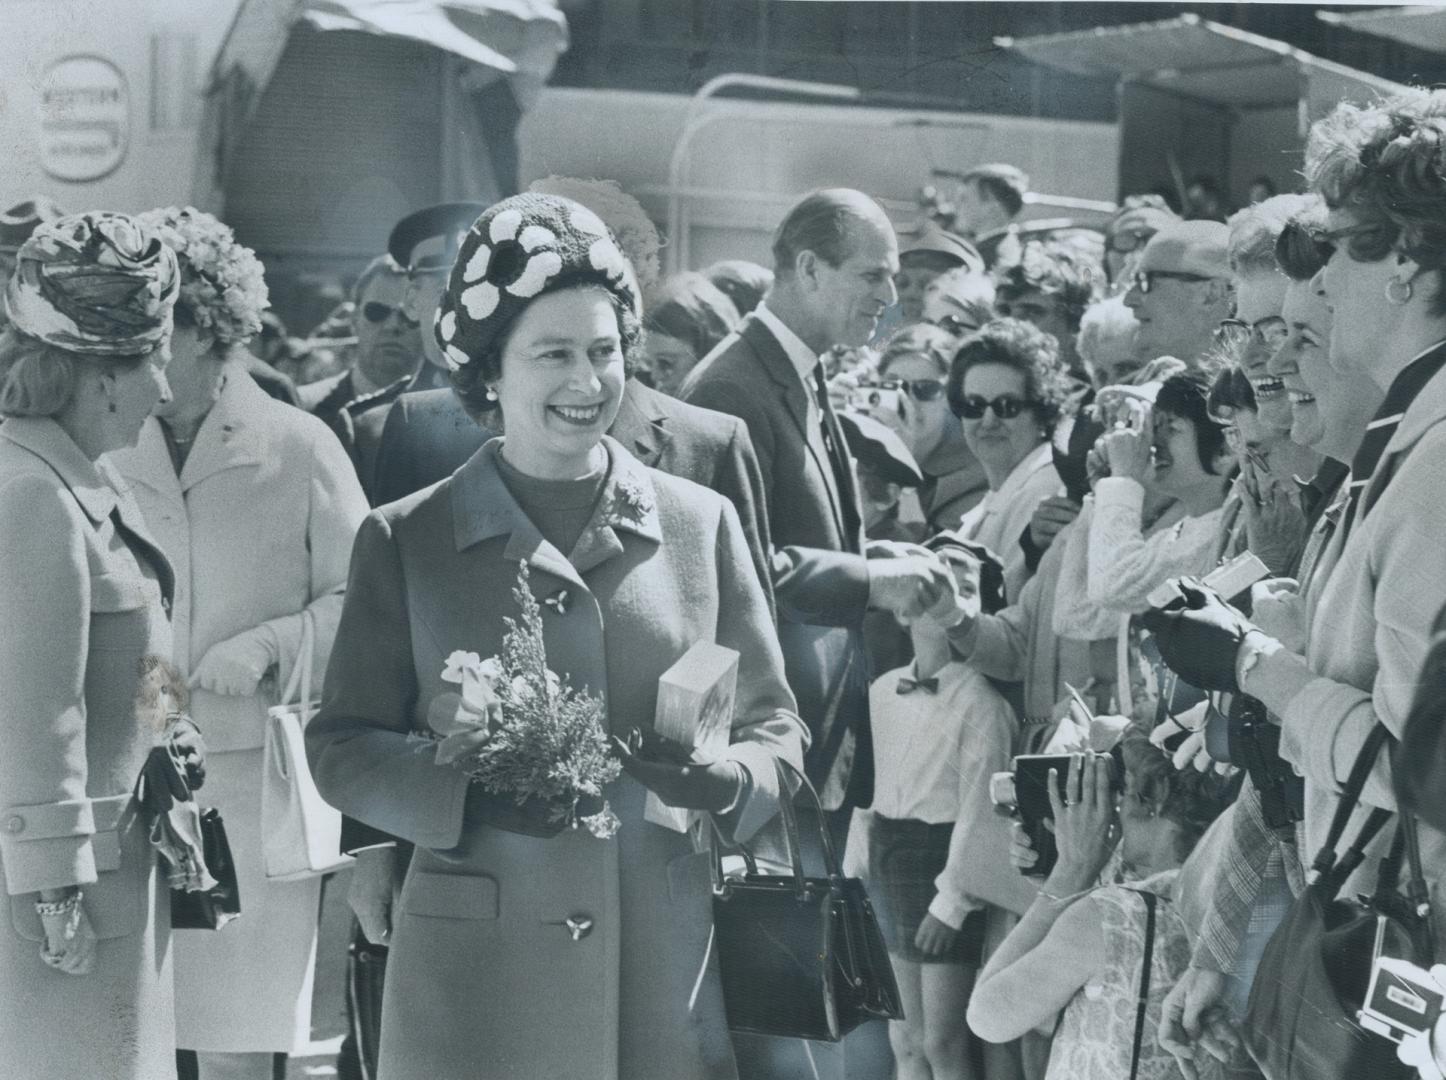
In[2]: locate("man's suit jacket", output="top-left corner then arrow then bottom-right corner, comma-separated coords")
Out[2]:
300,368 -> 411,499
680,313 -> 874,809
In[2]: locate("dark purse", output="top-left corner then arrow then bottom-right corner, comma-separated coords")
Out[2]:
709,758 -> 903,1042
1244,724 -> 1436,1080
171,808 -> 242,931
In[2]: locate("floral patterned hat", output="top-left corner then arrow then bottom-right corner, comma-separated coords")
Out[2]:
434,193 -> 641,373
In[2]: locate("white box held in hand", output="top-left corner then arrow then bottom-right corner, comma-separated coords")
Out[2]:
645,641 -> 739,833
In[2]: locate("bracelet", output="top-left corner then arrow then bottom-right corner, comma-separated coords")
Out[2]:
35,890 -> 82,917
1037,885 -> 1089,905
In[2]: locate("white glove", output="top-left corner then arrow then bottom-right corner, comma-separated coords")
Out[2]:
189,626 -> 279,697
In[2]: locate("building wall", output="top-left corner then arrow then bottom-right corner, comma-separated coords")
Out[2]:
0,0 -> 242,212
519,87 -> 1118,272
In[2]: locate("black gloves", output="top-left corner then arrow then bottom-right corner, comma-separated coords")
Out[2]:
1139,579 -> 1259,693
168,717 -> 207,792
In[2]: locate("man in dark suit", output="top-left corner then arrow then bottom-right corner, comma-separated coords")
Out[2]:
337,204 -> 484,501
680,188 -> 961,1080
681,188 -> 958,814
299,253 -> 422,488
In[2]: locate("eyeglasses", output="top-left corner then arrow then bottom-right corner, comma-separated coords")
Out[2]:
898,378 -> 947,403
955,393 -> 1037,420
1130,270 -> 1216,294
362,302 -> 420,327
1215,316 -> 1290,352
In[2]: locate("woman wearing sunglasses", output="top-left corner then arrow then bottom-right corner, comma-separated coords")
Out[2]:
875,324 -> 989,532
946,318 -> 1071,600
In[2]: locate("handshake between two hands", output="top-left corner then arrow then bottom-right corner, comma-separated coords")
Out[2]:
864,539 -> 983,630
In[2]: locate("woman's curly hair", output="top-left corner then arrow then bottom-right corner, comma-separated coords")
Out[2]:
1119,728 -> 1233,862
1305,89 -> 1446,311
945,317 -> 1073,431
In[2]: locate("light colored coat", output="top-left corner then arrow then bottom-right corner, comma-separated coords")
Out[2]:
1278,357 -> 1446,942
0,418 -> 177,1080
110,367 -> 368,1049
111,368 -> 368,753
307,436 -> 807,1080
958,441 -> 1060,604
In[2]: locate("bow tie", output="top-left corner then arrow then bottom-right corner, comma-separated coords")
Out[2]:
896,675 -> 939,695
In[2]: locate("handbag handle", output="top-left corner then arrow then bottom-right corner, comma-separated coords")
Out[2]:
708,757 -> 842,898
276,608 -> 316,714
268,610 -> 316,783
1310,722 -> 1393,881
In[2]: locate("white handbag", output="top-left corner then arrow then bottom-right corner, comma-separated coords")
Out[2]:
262,610 -> 351,881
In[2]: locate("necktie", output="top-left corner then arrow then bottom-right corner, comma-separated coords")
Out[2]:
896,675 -> 939,695
811,364 -> 862,542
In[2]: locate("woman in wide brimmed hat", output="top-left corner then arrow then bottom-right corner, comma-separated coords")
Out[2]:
307,193 -> 807,1080
0,211 -> 188,1080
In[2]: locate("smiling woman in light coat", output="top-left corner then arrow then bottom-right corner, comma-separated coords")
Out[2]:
108,208 -> 369,1080
0,212 -> 184,1080
307,194 -> 807,1080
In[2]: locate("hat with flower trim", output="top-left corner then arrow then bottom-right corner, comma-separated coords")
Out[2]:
435,193 -> 641,372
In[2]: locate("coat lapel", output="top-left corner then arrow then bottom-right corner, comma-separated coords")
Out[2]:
178,368 -> 267,491
450,437 -> 664,590
609,381 -> 672,469
742,316 -> 855,546
0,418 -> 175,604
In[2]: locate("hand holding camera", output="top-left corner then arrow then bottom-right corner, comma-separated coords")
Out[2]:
1098,399 -> 1155,485
1044,754 -> 1121,894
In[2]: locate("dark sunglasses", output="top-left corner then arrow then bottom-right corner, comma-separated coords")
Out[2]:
1131,270 -> 1216,294
955,393 -> 1037,420
362,301 -> 421,327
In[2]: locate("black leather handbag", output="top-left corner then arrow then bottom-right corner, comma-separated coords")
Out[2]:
709,758 -> 903,1042
1245,724 -> 1436,1080
171,808 -> 242,931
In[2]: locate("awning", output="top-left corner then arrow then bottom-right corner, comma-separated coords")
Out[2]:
995,12 -> 1405,112
1318,5 -> 1446,55
194,0 -> 567,209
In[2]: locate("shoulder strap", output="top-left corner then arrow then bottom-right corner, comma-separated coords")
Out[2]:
1312,723 -> 1394,880
1130,890 -> 1158,1080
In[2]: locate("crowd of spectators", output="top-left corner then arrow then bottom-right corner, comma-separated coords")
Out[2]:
2,83 -> 1446,1080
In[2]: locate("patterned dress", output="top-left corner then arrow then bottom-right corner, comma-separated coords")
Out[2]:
1044,870 -> 1224,1080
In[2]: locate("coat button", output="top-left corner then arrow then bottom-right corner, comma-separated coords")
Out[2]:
562,914 -> 593,941
4,815 -> 23,834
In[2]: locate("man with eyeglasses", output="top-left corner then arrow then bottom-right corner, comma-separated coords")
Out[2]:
1123,219 -> 1234,368
299,252 -> 425,479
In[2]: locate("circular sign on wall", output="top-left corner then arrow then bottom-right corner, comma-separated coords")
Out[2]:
38,55 -> 130,183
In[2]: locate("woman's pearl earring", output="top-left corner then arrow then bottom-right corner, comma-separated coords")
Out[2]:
484,386 -> 498,402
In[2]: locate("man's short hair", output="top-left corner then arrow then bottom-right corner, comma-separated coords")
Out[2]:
771,189 -> 889,279
960,164 -> 1029,219
1226,194 -> 1319,277
352,254 -> 406,304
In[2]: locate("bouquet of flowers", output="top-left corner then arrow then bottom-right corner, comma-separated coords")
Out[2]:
432,563 -> 621,839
